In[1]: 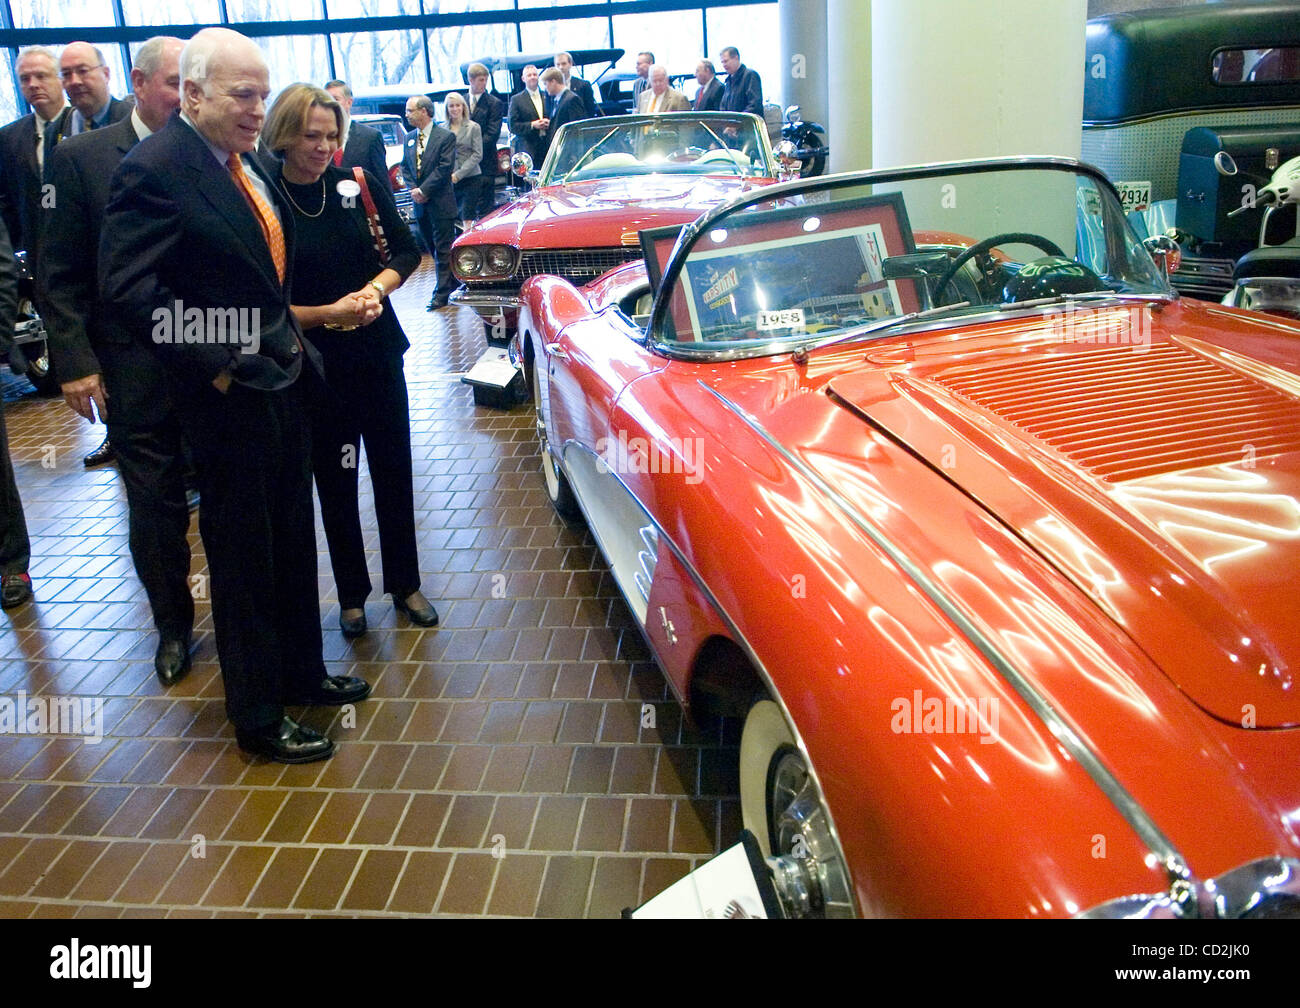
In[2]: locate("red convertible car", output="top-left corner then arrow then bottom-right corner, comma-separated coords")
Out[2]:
450,111 -> 783,337
513,157 -> 1300,918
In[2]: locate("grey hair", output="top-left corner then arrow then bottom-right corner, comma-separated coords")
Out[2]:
324,78 -> 352,98
134,36 -> 183,79
15,46 -> 58,71
410,95 -> 434,115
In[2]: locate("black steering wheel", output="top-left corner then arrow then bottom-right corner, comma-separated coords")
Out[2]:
932,232 -> 1066,304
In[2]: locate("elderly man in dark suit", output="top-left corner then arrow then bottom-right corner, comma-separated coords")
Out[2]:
465,62 -> 504,219
42,41 -> 134,469
42,36 -> 195,686
44,42 -> 133,167
324,79 -> 390,191
693,59 -> 723,111
100,26 -> 369,764
402,93 -> 457,310
0,48 -> 65,261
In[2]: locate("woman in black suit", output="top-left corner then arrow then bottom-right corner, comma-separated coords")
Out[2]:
262,83 -> 438,636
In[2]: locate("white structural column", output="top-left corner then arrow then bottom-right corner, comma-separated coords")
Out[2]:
825,0 -> 871,174
870,0 -> 1087,169
778,0 -> 829,136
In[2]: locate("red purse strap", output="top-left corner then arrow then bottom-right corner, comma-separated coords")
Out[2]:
352,166 -> 391,266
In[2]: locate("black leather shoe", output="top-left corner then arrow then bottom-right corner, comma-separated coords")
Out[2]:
154,636 -> 192,686
339,607 -> 367,638
236,715 -> 334,764
0,572 -> 32,609
393,593 -> 439,627
284,674 -> 371,707
426,294 -> 449,311
84,436 -> 114,467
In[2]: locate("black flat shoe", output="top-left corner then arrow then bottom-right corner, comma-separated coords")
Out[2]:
284,674 -> 371,707
0,572 -> 32,609
393,594 -> 439,627
236,715 -> 334,764
339,608 -> 367,638
154,635 -> 193,686
84,437 -> 114,468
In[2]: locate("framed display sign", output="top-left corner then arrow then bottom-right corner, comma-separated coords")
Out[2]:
657,191 -> 918,344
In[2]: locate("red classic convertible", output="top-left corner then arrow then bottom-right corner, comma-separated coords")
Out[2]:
450,112 -> 782,337
513,157 -> 1300,918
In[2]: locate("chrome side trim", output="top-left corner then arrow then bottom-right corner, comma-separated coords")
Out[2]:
553,438 -> 860,914
699,380 -> 1194,895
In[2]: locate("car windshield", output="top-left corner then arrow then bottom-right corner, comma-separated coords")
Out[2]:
540,113 -> 774,184
648,160 -> 1173,356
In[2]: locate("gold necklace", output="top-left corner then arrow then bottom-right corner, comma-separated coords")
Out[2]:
278,175 -> 326,218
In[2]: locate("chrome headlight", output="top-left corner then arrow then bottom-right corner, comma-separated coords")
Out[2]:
452,244 -> 517,280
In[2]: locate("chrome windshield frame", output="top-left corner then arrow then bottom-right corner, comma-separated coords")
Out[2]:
643,155 -> 1176,362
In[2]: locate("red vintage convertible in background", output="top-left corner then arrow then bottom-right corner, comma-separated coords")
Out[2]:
513,157 -> 1300,918
450,111 -> 782,338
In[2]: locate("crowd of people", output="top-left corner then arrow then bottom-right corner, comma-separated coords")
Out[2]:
0,27 -> 765,763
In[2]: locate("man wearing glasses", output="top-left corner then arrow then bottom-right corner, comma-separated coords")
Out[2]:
42,42 -> 132,467
45,42 -> 132,161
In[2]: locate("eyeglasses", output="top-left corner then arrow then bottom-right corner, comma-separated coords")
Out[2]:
59,64 -> 105,81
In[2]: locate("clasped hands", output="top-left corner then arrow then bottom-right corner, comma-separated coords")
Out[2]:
327,285 -> 384,329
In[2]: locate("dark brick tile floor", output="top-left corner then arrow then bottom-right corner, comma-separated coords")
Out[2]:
0,259 -> 738,917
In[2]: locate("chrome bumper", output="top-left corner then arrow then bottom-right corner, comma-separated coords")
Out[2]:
449,288 -> 521,313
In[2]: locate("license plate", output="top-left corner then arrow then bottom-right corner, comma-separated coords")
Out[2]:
1115,181 -> 1152,214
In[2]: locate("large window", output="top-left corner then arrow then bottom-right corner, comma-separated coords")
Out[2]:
2,1 -> 780,117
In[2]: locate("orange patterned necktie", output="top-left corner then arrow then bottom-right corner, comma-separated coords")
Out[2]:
228,153 -> 286,284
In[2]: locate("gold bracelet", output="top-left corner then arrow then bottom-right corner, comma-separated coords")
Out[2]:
369,279 -> 386,299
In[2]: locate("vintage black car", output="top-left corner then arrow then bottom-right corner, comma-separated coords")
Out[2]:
1082,2 -> 1300,300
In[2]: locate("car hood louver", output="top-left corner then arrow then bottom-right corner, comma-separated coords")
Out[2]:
824,308 -> 1300,728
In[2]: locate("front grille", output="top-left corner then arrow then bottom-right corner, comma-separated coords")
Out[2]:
517,247 -> 641,284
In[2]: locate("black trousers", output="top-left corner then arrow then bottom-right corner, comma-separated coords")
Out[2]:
415,211 -> 456,299
458,175 -> 489,220
0,399 -> 30,577
107,419 -> 194,639
311,352 -> 420,609
177,379 -> 323,732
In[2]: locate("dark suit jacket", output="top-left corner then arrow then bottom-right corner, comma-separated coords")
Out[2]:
41,115 -> 173,427
720,64 -> 764,117
401,124 -> 457,220
508,89 -> 548,165
0,111 -> 58,255
99,111 -> 313,394
694,77 -> 723,112
43,97 -> 133,172
339,121 -> 390,193
567,76 -> 601,118
467,90 -> 504,178
541,89 -> 586,160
